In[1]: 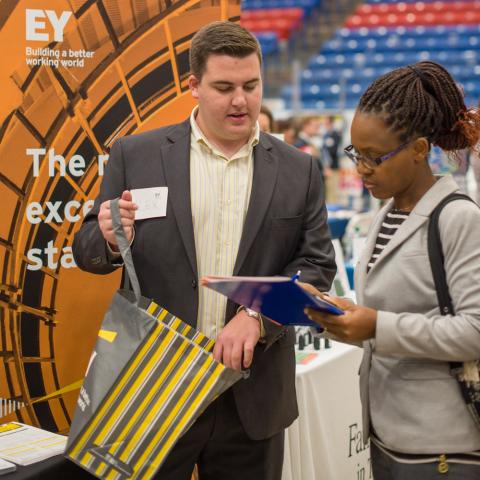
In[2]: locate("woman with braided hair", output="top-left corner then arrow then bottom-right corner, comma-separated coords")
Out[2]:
304,61 -> 480,479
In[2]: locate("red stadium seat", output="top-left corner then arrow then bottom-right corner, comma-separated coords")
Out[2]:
344,7 -> 480,29
240,7 -> 303,40
356,1 -> 480,17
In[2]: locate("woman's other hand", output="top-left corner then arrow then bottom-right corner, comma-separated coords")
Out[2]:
305,301 -> 377,343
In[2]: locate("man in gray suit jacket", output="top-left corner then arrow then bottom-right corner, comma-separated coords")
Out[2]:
73,21 -> 336,480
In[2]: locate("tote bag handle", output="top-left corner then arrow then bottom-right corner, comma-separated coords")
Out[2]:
110,197 -> 141,302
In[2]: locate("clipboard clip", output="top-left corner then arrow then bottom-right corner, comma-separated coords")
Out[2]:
291,270 -> 301,282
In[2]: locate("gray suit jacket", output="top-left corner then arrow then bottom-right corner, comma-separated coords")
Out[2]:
73,119 -> 336,440
356,175 -> 480,453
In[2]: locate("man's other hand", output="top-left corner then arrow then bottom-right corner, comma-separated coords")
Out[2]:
213,310 -> 261,371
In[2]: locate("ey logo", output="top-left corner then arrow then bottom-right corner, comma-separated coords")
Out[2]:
26,9 -> 72,42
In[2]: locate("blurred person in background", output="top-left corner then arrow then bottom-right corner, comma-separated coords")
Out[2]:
276,117 -> 296,144
293,116 -> 326,183
293,115 -> 321,154
322,115 -> 342,171
322,115 -> 343,204
258,104 -> 275,133
305,61 -> 480,479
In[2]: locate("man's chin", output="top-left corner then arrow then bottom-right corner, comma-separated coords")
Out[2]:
226,124 -> 254,138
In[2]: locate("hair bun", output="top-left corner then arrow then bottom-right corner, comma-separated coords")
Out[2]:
434,108 -> 480,151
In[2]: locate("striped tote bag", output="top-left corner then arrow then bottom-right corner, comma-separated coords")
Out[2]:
65,199 -> 243,479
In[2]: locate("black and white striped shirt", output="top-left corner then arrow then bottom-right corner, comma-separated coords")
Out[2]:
367,209 -> 410,272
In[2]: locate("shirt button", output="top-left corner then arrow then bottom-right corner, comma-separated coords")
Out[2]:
191,280 -> 197,289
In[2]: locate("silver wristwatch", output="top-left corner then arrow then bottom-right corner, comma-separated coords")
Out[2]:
244,307 -> 260,319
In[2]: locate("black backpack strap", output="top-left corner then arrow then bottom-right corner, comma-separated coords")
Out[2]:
428,192 -> 480,430
428,192 -> 475,372
427,193 -> 474,316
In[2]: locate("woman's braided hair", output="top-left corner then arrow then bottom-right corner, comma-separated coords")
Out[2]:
358,61 -> 480,153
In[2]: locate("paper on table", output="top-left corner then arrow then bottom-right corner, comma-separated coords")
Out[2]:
0,457 -> 16,475
0,422 -> 67,466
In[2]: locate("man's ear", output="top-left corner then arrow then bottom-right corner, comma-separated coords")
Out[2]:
412,137 -> 430,162
188,74 -> 199,99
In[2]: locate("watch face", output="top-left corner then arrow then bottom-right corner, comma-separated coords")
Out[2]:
245,308 -> 260,319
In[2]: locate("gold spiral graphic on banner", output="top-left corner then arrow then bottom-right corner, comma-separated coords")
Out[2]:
0,0 -> 239,433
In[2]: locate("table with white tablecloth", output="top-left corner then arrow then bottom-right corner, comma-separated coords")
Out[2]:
282,341 -> 371,480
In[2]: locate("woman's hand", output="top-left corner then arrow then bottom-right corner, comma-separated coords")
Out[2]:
297,281 -> 322,297
297,282 -> 354,310
305,301 -> 377,343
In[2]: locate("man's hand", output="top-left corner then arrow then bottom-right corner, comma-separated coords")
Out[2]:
213,310 -> 261,371
98,190 -> 137,250
305,301 -> 377,343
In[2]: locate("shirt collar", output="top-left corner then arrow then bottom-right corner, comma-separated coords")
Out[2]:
189,106 -> 260,158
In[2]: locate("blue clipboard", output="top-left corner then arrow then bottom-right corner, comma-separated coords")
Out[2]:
202,274 -> 343,328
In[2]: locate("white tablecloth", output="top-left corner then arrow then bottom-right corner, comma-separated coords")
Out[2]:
282,341 -> 371,480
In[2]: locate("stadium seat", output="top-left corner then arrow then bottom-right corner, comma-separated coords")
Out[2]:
282,0 -> 480,110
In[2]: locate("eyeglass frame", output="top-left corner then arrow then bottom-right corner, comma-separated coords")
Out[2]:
344,140 -> 413,168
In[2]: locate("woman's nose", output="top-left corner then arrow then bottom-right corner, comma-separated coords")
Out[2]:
356,160 -> 373,176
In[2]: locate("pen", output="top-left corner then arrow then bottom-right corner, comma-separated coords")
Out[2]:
292,270 -> 301,282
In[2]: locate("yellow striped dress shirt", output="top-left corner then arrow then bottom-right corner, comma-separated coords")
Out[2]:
189,108 -> 259,338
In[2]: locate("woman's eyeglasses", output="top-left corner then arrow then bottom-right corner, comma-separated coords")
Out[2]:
344,140 -> 412,168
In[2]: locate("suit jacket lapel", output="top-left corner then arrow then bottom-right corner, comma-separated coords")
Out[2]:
161,120 -> 198,277
234,134 -> 278,275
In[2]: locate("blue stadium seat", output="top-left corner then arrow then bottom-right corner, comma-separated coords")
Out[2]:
242,0 -> 322,16
288,2 -> 480,110
255,31 -> 279,56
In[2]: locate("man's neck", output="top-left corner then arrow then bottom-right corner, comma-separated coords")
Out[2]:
195,116 -> 252,158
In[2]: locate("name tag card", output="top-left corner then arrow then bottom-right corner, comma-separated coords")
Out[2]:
131,187 -> 168,220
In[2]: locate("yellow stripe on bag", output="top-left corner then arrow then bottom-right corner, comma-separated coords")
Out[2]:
92,325 -> 176,447
119,346 -> 201,462
104,468 -> 115,480
144,363 -> 223,478
205,339 -> 215,352
134,356 -> 218,476
95,463 -> 109,479
149,301 -> 208,345
103,340 -> 191,459
149,301 -> 214,350
70,317 -> 167,458
98,330 -> 118,343
146,303 -> 158,316
169,317 -> 182,331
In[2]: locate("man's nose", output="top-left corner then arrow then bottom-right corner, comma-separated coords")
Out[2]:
232,88 -> 247,107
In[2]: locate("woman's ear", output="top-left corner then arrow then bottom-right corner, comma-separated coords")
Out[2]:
412,137 -> 430,162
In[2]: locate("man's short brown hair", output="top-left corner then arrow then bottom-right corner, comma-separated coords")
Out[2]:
189,21 -> 262,79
